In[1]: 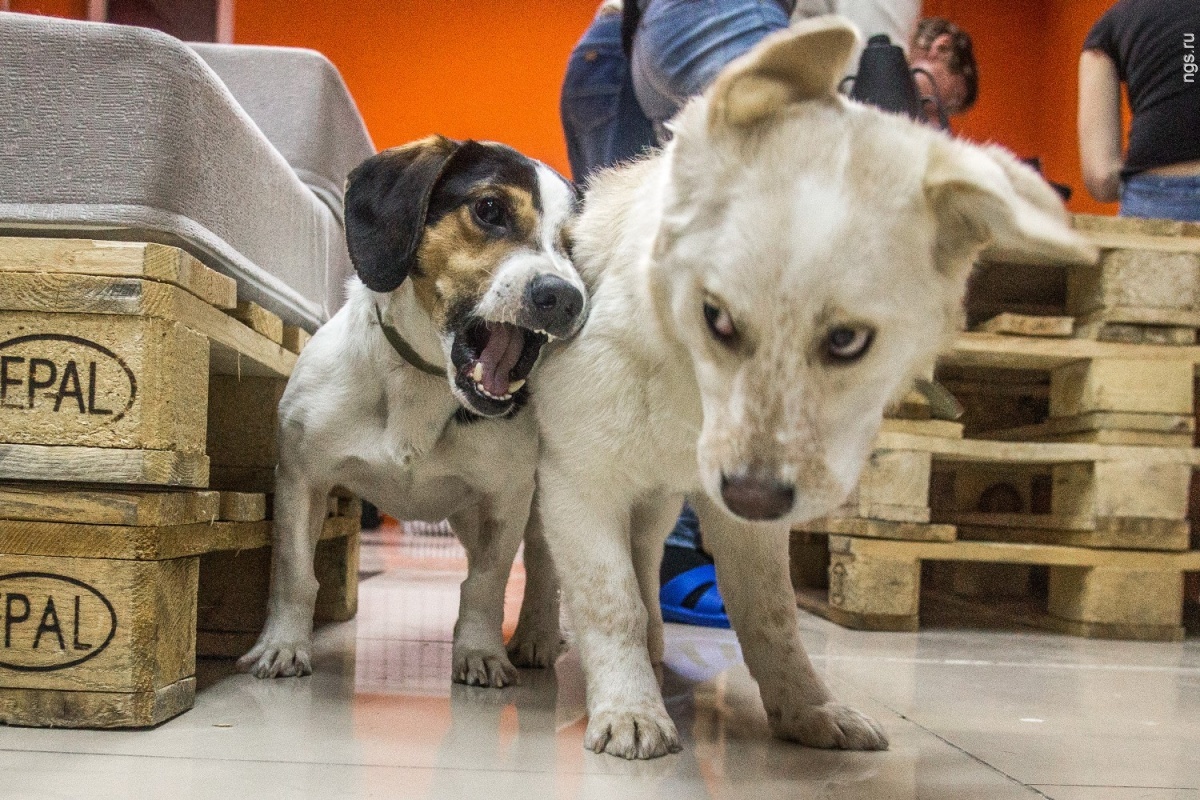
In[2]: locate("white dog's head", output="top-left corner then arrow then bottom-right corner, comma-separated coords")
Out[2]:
647,17 -> 1096,523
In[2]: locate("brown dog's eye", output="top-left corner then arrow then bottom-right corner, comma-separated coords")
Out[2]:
703,302 -> 736,344
472,197 -> 509,230
825,326 -> 874,363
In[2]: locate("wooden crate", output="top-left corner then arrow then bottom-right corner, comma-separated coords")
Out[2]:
792,532 -> 1200,641
967,215 -> 1200,346
0,485 -> 358,728
0,237 -> 299,488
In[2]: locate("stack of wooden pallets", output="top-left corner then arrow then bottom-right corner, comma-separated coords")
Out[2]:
793,215 -> 1200,641
0,237 -> 359,728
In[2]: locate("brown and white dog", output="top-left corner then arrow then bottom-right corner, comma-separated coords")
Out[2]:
531,18 -> 1097,758
238,137 -> 586,685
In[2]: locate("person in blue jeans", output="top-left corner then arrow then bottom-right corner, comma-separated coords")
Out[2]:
560,1 -> 656,182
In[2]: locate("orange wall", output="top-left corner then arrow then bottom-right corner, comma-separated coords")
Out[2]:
925,0 -> 1120,214
10,0 -> 86,17
234,0 -> 596,177
8,0 -> 1125,214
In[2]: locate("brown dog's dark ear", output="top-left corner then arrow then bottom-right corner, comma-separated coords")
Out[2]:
344,136 -> 461,293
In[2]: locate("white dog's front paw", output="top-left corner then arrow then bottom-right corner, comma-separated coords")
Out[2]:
236,637 -> 313,679
452,647 -> 519,688
584,707 -> 682,759
506,623 -> 563,668
772,702 -> 889,751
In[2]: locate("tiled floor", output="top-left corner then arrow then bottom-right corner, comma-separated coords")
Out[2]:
2,526 -> 1198,799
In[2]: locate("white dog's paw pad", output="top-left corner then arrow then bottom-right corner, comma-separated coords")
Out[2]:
236,642 -> 313,680
775,703 -> 889,751
584,709 -> 682,759
452,649 -> 519,688
506,629 -> 564,668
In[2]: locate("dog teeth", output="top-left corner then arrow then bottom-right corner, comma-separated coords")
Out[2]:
508,379 -> 526,393
471,362 -> 484,382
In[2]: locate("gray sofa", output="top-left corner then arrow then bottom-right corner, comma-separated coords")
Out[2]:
0,12 -> 374,329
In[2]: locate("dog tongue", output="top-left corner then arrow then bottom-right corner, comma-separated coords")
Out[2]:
480,322 -> 524,396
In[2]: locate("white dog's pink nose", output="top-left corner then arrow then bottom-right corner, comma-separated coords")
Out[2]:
720,473 -> 795,521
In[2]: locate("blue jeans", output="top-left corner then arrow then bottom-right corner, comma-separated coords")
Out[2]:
631,0 -> 791,139
1120,174 -> 1200,223
560,11 -> 657,183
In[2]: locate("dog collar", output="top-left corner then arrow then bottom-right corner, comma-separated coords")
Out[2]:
374,306 -> 445,378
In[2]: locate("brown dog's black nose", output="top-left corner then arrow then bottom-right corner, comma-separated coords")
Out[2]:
527,274 -> 583,336
720,473 -> 795,521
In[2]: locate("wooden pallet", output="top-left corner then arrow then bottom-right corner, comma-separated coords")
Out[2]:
792,532 -> 1200,641
0,237 -> 304,488
0,484 -> 357,728
967,215 -> 1200,346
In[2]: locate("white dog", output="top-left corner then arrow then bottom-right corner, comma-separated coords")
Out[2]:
532,18 -> 1097,758
239,137 -> 586,685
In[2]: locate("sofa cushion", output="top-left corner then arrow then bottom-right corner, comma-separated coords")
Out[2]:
190,43 -> 374,225
0,12 -> 372,328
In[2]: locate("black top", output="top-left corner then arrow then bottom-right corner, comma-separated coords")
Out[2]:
1083,0 -> 1200,179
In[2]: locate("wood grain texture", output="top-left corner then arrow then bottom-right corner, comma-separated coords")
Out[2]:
0,554 -> 196,693
0,514 -> 357,561
217,492 -> 267,522
0,486 -> 219,526
281,325 -> 312,355
0,445 -> 209,488
974,313 -> 1074,338
0,237 -> 235,309
0,676 -> 195,728
227,301 -> 284,345
0,311 -> 210,453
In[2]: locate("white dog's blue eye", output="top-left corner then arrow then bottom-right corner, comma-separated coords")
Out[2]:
703,302 -> 736,343
825,326 -> 874,362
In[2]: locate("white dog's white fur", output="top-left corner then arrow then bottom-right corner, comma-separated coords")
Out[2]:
239,141 -> 585,685
532,18 -> 1097,759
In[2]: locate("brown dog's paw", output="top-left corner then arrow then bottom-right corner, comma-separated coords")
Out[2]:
773,702 -> 889,751
584,708 -> 682,759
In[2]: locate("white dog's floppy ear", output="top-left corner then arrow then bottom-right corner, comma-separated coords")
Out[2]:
924,141 -> 1099,278
707,15 -> 860,129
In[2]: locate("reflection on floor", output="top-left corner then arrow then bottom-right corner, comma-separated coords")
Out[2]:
2,522 -> 1199,799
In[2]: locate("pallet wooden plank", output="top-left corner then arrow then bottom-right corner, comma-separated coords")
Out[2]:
217,492 -> 267,522
0,555 -> 196,693
974,313 -> 1074,338
1050,359 -> 1194,417
227,301 -> 284,345
0,515 -> 357,561
1074,213 -> 1200,239
0,676 -> 195,729
944,332 -> 1200,371
793,517 -> 955,542
0,272 -> 295,378
955,519 -> 1189,551
281,325 -> 311,355
0,486 -> 219,526
0,311 -> 210,453
828,534 -> 1200,569
983,412 -> 1194,447
0,445 -> 208,488
0,237 -> 236,310
876,431 -> 1200,465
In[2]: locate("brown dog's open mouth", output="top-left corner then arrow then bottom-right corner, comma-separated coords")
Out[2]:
451,320 -> 548,414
